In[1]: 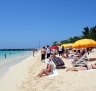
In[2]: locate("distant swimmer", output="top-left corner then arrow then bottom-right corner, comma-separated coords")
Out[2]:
4,54 -> 6,59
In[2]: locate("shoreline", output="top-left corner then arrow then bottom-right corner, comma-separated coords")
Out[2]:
0,51 -> 40,91
0,51 -> 32,67
0,54 -> 31,79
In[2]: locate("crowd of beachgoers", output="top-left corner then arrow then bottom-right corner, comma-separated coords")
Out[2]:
38,44 -> 96,77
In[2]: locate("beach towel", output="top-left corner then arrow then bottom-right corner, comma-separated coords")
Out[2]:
45,58 -> 58,76
78,69 -> 96,72
45,59 -> 58,77
48,69 -> 58,77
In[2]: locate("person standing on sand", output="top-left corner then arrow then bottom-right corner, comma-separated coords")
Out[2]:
41,46 -> 46,62
46,45 -> 51,59
58,45 -> 63,56
32,49 -> 35,57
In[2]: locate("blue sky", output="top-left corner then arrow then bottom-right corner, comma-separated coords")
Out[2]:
0,0 -> 96,48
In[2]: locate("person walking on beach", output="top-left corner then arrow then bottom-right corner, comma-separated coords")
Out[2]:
32,49 -> 35,57
46,45 -> 51,59
58,45 -> 63,56
41,46 -> 46,62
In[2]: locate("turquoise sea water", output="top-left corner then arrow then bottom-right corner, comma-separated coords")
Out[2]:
0,51 -> 32,67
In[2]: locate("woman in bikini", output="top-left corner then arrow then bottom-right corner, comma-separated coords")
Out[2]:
36,57 -> 56,77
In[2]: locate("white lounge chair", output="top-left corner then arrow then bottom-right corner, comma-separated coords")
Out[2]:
73,52 -> 89,67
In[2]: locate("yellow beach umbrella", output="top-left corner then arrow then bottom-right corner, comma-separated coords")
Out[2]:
72,39 -> 96,48
62,43 -> 73,48
65,43 -> 73,48
62,44 -> 67,47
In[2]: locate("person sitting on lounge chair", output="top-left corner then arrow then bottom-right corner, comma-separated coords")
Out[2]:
66,63 -> 96,72
68,49 -> 88,67
36,57 -> 56,77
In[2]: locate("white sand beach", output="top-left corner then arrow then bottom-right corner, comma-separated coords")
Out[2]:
0,51 -> 96,91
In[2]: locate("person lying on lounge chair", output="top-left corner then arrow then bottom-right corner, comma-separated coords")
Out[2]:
66,63 -> 96,72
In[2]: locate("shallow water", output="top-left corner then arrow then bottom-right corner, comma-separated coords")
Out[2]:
0,51 -> 33,78
0,51 -> 32,67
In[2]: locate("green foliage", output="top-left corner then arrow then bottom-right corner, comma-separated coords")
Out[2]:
60,36 -> 81,44
52,25 -> 96,45
52,41 -> 58,45
82,26 -> 96,40
60,40 -> 69,44
89,26 -> 96,40
82,27 -> 90,38
68,36 -> 81,43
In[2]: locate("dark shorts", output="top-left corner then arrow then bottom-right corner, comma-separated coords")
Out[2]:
41,54 -> 45,60
47,53 -> 50,58
59,51 -> 62,56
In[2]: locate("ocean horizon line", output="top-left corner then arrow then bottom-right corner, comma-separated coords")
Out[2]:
0,49 -> 36,51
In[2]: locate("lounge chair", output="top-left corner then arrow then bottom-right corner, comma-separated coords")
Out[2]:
73,52 -> 89,67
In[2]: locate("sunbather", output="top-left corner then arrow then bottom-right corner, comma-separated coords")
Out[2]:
91,63 -> 96,69
66,63 -> 96,72
36,58 -> 56,77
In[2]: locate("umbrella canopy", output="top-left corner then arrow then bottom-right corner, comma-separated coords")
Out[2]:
62,44 -> 67,47
50,45 -> 58,49
72,39 -> 96,48
62,43 -> 73,48
65,43 -> 73,48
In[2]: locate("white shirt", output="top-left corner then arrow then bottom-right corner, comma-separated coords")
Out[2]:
46,48 -> 51,54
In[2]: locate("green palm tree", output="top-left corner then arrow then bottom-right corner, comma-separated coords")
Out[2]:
90,26 -> 96,40
82,27 -> 90,38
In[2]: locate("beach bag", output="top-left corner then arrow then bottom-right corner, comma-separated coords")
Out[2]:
52,57 -> 65,69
